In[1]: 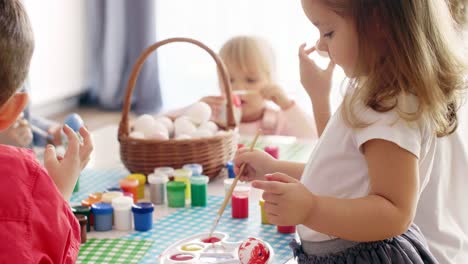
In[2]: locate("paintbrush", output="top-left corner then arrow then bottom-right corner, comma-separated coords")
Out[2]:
207,130 -> 261,238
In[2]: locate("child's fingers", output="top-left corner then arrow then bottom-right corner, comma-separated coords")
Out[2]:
262,192 -> 282,205
79,127 -> 93,159
252,180 -> 285,194
264,201 -> 281,216
326,60 -> 336,73
63,125 -> 79,158
44,144 -> 59,169
265,173 -> 298,183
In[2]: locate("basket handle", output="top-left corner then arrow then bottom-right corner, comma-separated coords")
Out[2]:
118,37 -> 236,137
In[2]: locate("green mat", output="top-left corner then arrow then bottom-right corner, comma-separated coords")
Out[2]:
77,239 -> 153,264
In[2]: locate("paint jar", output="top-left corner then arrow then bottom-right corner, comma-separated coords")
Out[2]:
112,196 -> 134,231
75,214 -> 88,243
119,178 -> 139,203
106,187 -> 124,193
190,175 -> 209,207
232,185 -> 250,219
148,172 -> 168,205
223,179 -> 248,205
264,146 -> 279,159
174,169 -> 192,200
91,202 -> 113,231
132,202 -> 154,231
226,161 -> 236,179
259,200 -> 270,225
154,166 -> 174,177
183,163 -> 203,176
101,191 -> 123,204
166,181 -> 186,208
80,198 -> 99,227
72,205 -> 91,232
277,225 -> 296,234
126,173 -> 146,199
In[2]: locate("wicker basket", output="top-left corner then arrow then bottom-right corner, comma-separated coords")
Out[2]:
118,37 -> 238,180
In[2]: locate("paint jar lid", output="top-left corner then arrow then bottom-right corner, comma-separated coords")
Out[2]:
105,187 -> 123,193
112,196 -> 134,210
148,172 -> 168,184
226,161 -> 235,178
190,175 -> 209,185
72,205 -> 91,214
264,146 -> 279,159
154,166 -> 174,176
126,173 -> 146,185
102,191 -> 124,203
81,197 -> 100,207
182,163 -> 203,176
173,169 -> 192,178
119,178 -> 139,188
132,202 -> 154,214
233,185 -> 251,196
91,202 -> 113,215
166,181 -> 186,191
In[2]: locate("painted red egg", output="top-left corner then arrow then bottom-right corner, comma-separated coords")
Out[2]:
238,237 -> 270,264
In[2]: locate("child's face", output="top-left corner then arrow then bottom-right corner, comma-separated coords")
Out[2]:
225,62 -> 268,122
301,0 -> 359,77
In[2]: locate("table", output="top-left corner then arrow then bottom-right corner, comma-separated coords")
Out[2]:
69,125 -> 315,263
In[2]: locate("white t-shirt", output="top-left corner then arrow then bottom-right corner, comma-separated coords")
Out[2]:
415,99 -> 468,263
299,97 -> 437,242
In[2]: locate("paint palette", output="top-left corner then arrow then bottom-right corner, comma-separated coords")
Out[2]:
160,232 -> 275,264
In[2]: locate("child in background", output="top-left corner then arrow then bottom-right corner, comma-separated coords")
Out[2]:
414,1 -> 468,263
202,36 -> 317,139
0,0 -> 93,262
234,0 -> 465,263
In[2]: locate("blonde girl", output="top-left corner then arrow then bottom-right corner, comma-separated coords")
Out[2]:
234,0 -> 466,263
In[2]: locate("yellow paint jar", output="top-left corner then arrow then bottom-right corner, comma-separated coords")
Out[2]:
173,169 -> 192,200
126,174 -> 146,199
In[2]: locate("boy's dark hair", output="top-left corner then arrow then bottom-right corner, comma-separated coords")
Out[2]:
0,0 -> 34,106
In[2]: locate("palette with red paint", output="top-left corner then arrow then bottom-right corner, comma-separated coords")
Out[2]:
159,232 -> 275,264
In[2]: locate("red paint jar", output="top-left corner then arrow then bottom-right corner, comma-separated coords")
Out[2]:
232,186 -> 250,219
75,214 -> 88,243
264,146 -> 279,159
119,178 -> 139,203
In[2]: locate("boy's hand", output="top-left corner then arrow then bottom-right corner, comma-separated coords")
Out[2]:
252,173 -> 316,226
260,84 -> 294,110
200,96 -> 225,120
298,43 -> 335,103
44,125 -> 93,200
233,148 -> 276,181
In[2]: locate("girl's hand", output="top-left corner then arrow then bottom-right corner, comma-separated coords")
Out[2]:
260,84 -> 294,110
44,125 -> 93,200
233,148 -> 276,182
298,43 -> 335,103
200,96 -> 225,119
253,173 -> 316,226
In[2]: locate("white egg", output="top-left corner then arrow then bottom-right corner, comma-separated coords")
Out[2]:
154,121 -> 169,136
129,131 -> 145,139
133,114 -> 156,135
155,116 -> 174,135
175,134 -> 192,140
186,102 -> 212,125
147,131 -> 169,140
190,129 -> 212,138
198,121 -> 218,134
174,116 -> 197,136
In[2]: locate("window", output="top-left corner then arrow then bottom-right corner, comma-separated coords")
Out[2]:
156,1 -> 345,114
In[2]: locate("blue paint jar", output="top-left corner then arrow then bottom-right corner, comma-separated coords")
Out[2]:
226,161 -> 236,178
182,163 -> 203,176
91,203 -> 113,231
132,202 -> 154,231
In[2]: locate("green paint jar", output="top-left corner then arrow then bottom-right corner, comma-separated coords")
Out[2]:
190,176 -> 209,207
166,181 -> 186,208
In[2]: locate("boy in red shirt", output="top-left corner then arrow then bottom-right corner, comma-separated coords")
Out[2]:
0,0 -> 93,262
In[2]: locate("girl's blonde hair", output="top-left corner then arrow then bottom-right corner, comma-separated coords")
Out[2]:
219,36 -> 276,82
322,0 -> 467,137
448,0 -> 467,27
